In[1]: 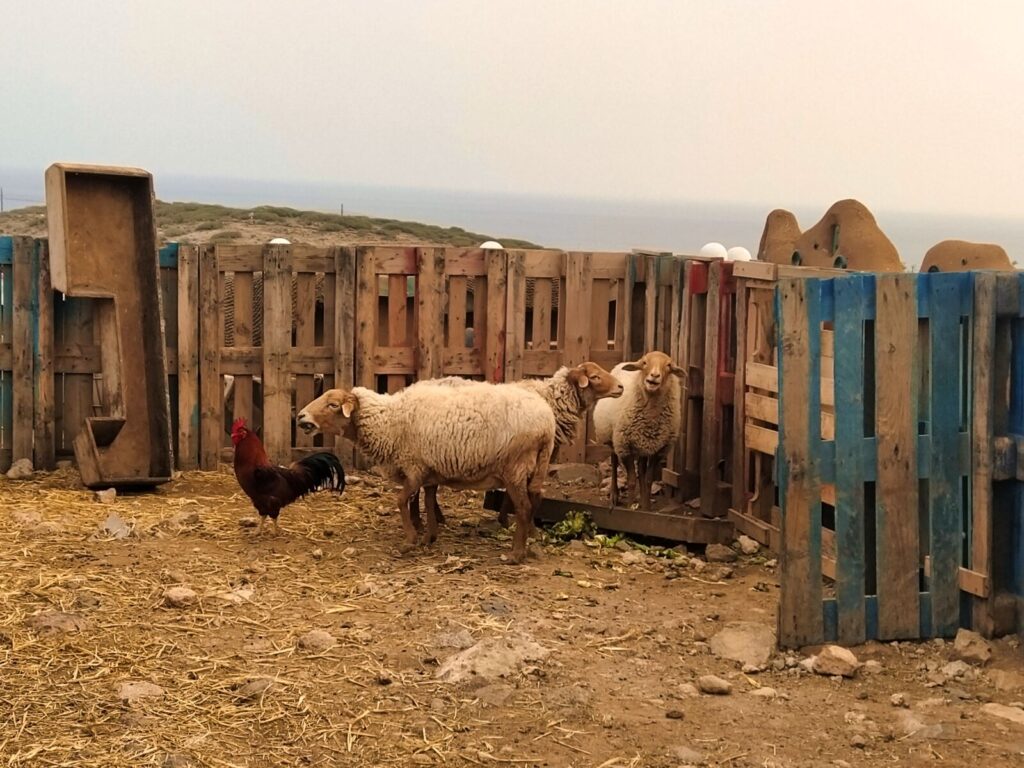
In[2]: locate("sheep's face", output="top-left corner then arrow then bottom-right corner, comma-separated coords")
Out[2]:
569,362 -> 624,403
296,389 -> 358,436
621,351 -> 684,394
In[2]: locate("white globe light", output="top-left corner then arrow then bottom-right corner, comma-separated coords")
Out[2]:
726,246 -> 752,262
268,237 -> 291,245
699,242 -> 727,260
480,240 -> 503,250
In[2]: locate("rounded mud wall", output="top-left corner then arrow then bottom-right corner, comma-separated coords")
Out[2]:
920,240 -> 1014,272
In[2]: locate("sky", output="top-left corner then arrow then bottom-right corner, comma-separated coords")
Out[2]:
2,1 -> 1023,220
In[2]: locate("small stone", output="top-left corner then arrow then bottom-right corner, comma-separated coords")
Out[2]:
678,682 -> 699,697
117,681 -> 165,703
435,629 -> 475,650
163,586 -> 198,608
99,511 -> 131,538
981,702 -> 1024,726
697,675 -> 733,695
771,658 -> 786,672
897,711 -> 945,740
737,535 -> 761,555
342,546 -> 356,557
862,660 -> 883,675
706,565 -> 734,581
764,558 -> 778,568
298,629 -> 335,652
741,663 -> 763,674
475,683 -> 514,706
708,621 -> 776,667
705,543 -> 737,563
834,761 -> 853,768
235,677 -> 273,702
750,686 -> 778,699
215,586 -> 254,605
95,488 -> 117,504
890,693 -> 910,708
239,517 -> 259,528
813,646 -> 860,678
6,458 -> 33,479
26,610 -> 89,634
311,548 -> 324,560
953,628 -> 993,666
799,656 -> 817,673
991,669 -> 1024,692
665,709 -> 685,720
849,733 -> 867,749
620,550 -> 646,566
941,660 -> 972,680
689,558 -> 707,573
669,745 -> 704,763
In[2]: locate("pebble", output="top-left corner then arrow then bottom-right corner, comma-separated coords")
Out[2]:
117,681 -> 166,703
163,586 -> 198,609
235,677 -> 273,702
849,733 -> 867,749
813,645 -> 861,678
26,610 -> 89,633
669,746 -> 704,763
697,675 -> 733,695
238,517 -> 259,528
5,458 -> 33,479
298,629 -> 335,652
95,488 -> 117,504
705,543 -> 738,563
981,702 -> 1024,726
941,660 -> 973,680
953,628 -> 993,665
737,535 -> 761,555
664,709 -> 685,720
862,659 -> 883,675
890,693 -> 910,708
311,548 -> 324,560
678,682 -> 700,697
749,686 -> 778,699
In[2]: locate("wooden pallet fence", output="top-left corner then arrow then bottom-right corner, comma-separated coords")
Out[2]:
776,271 -> 977,647
661,257 -> 737,517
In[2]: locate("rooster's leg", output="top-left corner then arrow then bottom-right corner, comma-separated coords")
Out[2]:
272,517 -> 281,536
257,516 -> 265,535
395,480 -> 421,553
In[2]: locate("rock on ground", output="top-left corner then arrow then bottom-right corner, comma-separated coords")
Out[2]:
235,677 -> 273,702
705,543 -> 737,563
117,681 -> 166,703
99,511 -> 131,538
550,463 -> 601,485
737,534 -> 761,555
941,660 -> 973,680
897,710 -> 946,740
298,629 -> 335,652
6,458 -> 33,479
813,645 -> 860,678
990,669 -> 1024,691
981,702 -> 1024,726
708,622 -> 776,668
953,628 -> 993,665
697,675 -> 733,695
26,610 -> 89,634
95,488 -> 117,504
435,628 -> 475,650
669,745 -> 705,764
163,586 -> 198,608
749,686 -> 778,699
435,633 -> 549,684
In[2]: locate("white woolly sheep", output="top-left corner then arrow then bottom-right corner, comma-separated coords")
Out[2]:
296,383 -> 555,563
592,351 -> 685,510
409,363 -> 625,530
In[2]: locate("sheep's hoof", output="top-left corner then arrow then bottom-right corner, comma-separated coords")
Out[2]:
397,540 -> 418,555
507,549 -> 527,565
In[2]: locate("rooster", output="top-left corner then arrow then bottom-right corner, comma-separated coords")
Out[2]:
231,418 -> 346,534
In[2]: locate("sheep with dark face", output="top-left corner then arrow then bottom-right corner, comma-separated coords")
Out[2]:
593,351 -> 685,510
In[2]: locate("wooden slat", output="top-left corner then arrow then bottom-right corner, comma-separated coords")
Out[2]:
387,273 -> 408,393
504,251 -> 526,381
730,278 -> 749,514
927,273 -> 966,636
745,423 -> 778,455
445,249 -> 486,276
833,275 -> 868,645
922,557 -> 990,598
176,245 -> 199,469
533,278 -> 553,350
874,274 -> 920,640
591,279 -> 610,353
971,272 -> 997,635
355,247 -> 378,389
294,272 -> 316,447
562,252 -> 593,462
700,261 -> 731,517
11,237 -> 33,463
777,279 -> 824,647
0,255 -> 13,471
417,247 -> 445,381
333,247 -> 356,462
232,272 -> 255,435
33,240 -> 55,469
644,253 -> 658,352
484,250 -> 506,382
261,246 -> 292,464
199,246 -> 222,469
448,275 -> 468,348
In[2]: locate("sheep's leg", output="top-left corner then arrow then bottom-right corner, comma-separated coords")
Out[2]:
638,456 -> 652,511
395,480 -> 422,553
506,483 -> 533,564
525,441 -> 552,546
609,453 -> 620,508
624,455 -> 638,499
423,485 -> 440,545
433,489 -> 446,526
497,493 -> 512,528
409,489 -> 424,533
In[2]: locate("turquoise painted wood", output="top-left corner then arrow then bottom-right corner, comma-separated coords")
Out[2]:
778,272 -> 973,646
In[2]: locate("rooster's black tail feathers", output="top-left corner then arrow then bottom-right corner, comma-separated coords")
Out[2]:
296,452 -> 346,495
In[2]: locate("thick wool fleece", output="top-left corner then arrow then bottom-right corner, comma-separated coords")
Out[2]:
592,363 -> 681,458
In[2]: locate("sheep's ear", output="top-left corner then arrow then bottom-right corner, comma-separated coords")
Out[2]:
670,365 -> 686,377
341,395 -> 357,418
620,362 -> 642,372
572,367 -> 590,388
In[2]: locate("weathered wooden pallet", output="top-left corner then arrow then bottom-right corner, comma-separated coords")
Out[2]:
776,271 -> 976,647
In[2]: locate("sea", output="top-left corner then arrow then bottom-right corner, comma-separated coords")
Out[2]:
2,167 -> 1021,270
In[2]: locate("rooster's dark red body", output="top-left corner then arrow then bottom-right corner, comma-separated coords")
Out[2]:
231,418 -> 345,533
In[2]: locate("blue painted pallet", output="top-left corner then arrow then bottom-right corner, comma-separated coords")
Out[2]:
776,272 -> 973,647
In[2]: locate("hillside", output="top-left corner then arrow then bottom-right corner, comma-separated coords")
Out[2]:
0,200 -> 540,249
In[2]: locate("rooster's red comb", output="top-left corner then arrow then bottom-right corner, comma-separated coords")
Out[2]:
231,417 -> 247,432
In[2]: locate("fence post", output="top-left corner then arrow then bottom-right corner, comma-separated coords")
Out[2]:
561,251 -> 593,463
198,245 -> 222,469
971,272 -> 997,636
355,246 -> 377,390
11,236 -> 34,464
176,245 -> 199,470
484,250 -> 507,382
416,248 -> 445,381
262,244 -> 292,465
33,238 -> 55,470
334,246 -> 356,462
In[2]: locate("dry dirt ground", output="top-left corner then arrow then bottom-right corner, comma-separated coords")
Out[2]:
3,467 -> 1024,768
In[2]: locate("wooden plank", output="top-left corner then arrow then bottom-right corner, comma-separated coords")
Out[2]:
448,275 -> 468,349
644,253 -> 657,351
731,278 -> 749,514
417,247 -> 445,381
971,272 -> 997,635
11,237 -> 33,463
355,247 -> 378,389
0,251 -> 13,471
176,245 -> 199,469
232,272 -> 255,438
745,422 -> 778,454
59,297 -> 95,457
591,279 -> 610,353
874,273 -> 920,640
927,273 -> 966,636
334,247 -> 357,462
199,246 -> 223,469
294,272 -> 316,447
504,251 -> 526,381
922,557 -> 989,598
484,250 -> 506,382
261,245 -> 292,464
533,278 -> 553,350
444,249 -> 486,276
833,275 -> 868,645
621,253 -> 639,361
33,239 -> 55,469
387,273 -> 408,393
777,279 -> 824,647
562,252 -> 593,462
700,261 -> 725,517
